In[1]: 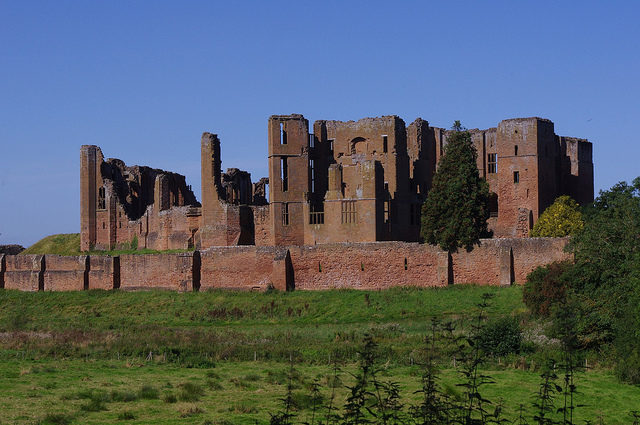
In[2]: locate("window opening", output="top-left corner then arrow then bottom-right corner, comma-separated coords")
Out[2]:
515,145 -> 518,156
488,192 -> 499,217
310,159 -> 315,193
98,187 -> 106,209
361,262 -> 364,271
280,122 -> 287,144
328,139 -> 334,156
382,135 -> 388,153
309,133 -> 314,148
404,258 -> 408,271
384,200 -> 391,224
282,203 -> 289,226
318,262 -> 322,272
281,157 -> 288,192
487,153 -> 497,174
513,171 -> 520,184
341,200 -> 357,224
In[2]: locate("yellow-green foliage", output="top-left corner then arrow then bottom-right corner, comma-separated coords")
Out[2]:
531,195 -> 583,237
21,233 -> 81,256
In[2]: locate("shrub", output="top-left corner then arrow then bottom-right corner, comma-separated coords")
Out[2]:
523,261 -> 574,317
530,195 -> 583,237
477,316 -> 522,356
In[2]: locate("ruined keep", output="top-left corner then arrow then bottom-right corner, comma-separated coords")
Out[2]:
80,115 -> 593,251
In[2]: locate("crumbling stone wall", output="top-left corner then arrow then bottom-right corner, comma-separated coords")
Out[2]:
81,114 -> 592,251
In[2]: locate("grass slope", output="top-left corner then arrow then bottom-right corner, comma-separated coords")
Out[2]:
21,233 -> 193,256
21,233 -> 81,255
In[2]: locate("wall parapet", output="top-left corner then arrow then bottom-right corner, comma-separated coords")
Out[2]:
0,238 -> 570,292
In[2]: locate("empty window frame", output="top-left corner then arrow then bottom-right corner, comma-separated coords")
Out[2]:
328,139 -> 334,156
487,153 -> 497,174
282,203 -> 289,226
310,159 -> 315,193
514,145 -> 519,156
384,200 -> 391,224
382,135 -> 388,153
513,171 -> 520,184
280,122 -> 287,144
97,186 -> 106,209
341,200 -> 357,224
281,157 -> 288,192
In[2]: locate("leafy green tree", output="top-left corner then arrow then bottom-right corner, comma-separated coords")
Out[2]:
530,195 -> 584,237
420,121 -> 490,252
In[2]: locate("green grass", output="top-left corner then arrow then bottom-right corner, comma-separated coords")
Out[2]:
0,286 -> 637,423
20,233 -> 194,256
1,359 -> 638,425
21,233 -> 82,255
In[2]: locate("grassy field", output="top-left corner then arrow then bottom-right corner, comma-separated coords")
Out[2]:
1,286 -> 638,424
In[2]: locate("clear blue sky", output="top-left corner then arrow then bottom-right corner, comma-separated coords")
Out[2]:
1,0 -> 639,247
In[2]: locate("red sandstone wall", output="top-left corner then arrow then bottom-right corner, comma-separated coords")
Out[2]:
0,238 -> 571,292
0,254 -> 5,289
200,246 -> 279,290
43,255 -> 87,291
119,253 -> 196,292
289,242 -> 445,290
4,255 -> 44,291
510,237 -> 571,283
88,256 -> 118,290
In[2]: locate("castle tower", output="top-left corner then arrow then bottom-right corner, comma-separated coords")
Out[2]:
200,132 -> 227,247
268,115 -> 309,246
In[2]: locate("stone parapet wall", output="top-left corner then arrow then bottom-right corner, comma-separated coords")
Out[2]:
0,238 -> 571,292
43,255 -> 88,291
4,254 -> 45,291
119,252 -> 198,292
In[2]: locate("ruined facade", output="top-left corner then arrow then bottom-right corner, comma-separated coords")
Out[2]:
80,115 -> 593,251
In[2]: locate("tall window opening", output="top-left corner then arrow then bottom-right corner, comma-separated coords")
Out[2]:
98,186 -> 106,209
384,200 -> 391,224
281,157 -> 288,192
382,135 -> 388,153
515,145 -> 518,156
487,153 -> 497,174
282,203 -> 289,226
328,139 -> 334,156
488,192 -> 499,217
341,201 -> 357,224
513,171 -> 520,184
310,159 -> 315,193
280,122 -> 287,144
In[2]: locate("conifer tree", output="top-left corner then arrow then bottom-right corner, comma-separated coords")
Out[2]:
421,121 -> 490,252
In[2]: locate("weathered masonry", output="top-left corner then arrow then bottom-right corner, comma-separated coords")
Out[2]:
80,115 -> 593,251
1,238 -> 572,291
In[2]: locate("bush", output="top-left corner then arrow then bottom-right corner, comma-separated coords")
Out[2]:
477,316 -> 522,356
531,195 -> 583,237
523,261 -> 574,317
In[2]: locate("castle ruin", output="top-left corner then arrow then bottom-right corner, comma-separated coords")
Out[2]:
80,115 -> 593,251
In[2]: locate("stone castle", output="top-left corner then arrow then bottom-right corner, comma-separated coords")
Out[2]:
80,115 -> 593,251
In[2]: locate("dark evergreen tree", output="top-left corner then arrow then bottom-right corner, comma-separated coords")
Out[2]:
421,121 -> 490,252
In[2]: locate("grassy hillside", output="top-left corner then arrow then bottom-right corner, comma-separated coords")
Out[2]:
20,233 -> 193,256
21,233 -> 82,255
